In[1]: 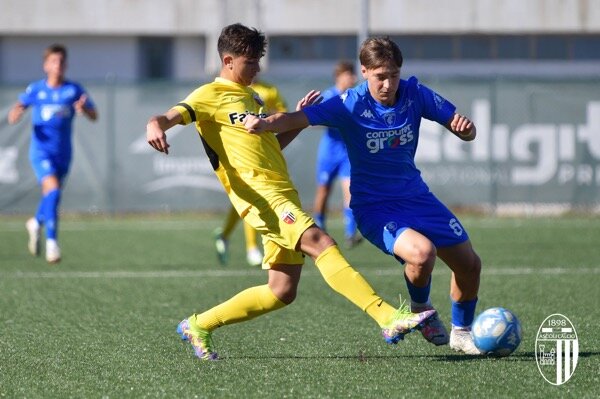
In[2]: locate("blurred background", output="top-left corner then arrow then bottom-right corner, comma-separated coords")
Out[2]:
1,0 -> 599,216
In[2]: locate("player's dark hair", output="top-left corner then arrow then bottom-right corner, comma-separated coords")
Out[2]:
44,43 -> 67,60
218,23 -> 266,59
359,37 -> 403,69
334,60 -> 355,78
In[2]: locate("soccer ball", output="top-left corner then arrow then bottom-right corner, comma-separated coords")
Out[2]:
471,307 -> 522,357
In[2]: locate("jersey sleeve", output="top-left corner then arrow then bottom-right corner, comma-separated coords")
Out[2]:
417,81 -> 456,125
172,86 -> 219,125
303,95 -> 346,128
18,83 -> 37,107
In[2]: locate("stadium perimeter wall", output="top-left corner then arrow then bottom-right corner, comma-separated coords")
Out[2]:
1,76 -> 599,216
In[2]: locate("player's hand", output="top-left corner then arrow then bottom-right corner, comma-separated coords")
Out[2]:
450,113 -> 475,139
296,90 -> 322,111
74,94 -> 88,114
147,119 -> 170,154
244,114 -> 265,134
7,104 -> 25,124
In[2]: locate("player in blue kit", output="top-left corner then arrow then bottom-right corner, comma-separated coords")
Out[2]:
312,61 -> 362,249
245,36 -> 483,354
8,44 -> 98,263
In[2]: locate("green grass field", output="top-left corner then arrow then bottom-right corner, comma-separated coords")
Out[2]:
1,214 -> 599,398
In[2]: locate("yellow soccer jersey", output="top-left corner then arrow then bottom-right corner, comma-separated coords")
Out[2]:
250,81 -> 287,113
172,77 -> 296,216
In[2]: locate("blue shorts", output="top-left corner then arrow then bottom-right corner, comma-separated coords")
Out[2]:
315,136 -> 350,185
352,191 -> 469,259
30,154 -> 70,183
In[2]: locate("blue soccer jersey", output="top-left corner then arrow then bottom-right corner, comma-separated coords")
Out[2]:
304,76 -> 456,208
18,79 -> 95,161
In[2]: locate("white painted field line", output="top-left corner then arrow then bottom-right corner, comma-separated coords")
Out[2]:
2,267 -> 598,279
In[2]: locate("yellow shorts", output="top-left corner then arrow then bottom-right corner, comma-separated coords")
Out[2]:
241,189 -> 315,269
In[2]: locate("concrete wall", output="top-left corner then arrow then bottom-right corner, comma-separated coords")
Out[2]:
1,0 -> 599,35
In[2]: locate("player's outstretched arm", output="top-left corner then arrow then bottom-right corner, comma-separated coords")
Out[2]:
146,109 -> 183,155
446,112 -> 477,141
7,102 -> 26,125
245,90 -> 321,149
274,89 -> 322,149
74,94 -> 98,121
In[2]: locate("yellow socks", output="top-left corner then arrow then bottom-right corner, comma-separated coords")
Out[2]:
193,245 -> 397,331
193,284 -> 286,331
315,245 -> 396,327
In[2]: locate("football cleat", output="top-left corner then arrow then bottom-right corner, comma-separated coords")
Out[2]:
26,218 -> 41,257
246,247 -> 263,267
412,305 -> 449,346
450,328 -> 484,355
381,299 -> 436,344
45,239 -> 61,264
177,318 -> 218,361
213,228 -> 229,266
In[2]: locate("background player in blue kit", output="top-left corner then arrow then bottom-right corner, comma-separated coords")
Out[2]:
8,44 -> 98,264
312,61 -> 362,249
245,36 -> 484,355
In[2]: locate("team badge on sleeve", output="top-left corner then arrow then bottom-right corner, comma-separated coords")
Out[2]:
253,93 -> 264,106
281,211 -> 296,224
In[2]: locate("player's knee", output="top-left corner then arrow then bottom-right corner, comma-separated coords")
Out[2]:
271,285 -> 298,305
299,226 -> 336,258
408,243 -> 437,274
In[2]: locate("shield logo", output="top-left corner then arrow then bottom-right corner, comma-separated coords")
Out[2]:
281,211 -> 296,224
253,93 -> 264,106
383,112 -> 396,127
535,314 -> 579,385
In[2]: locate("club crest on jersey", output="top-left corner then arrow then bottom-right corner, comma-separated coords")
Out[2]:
281,211 -> 296,224
383,112 -> 396,127
253,93 -> 264,106
384,221 -> 398,234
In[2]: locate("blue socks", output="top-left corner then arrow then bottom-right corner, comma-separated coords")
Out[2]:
451,298 -> 478,328
405,270 -> 478,328
404,273 -> 431,304
37,189 -> 61,240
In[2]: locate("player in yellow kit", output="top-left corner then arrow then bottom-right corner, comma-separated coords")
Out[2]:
213,78 -> 288,267
146,23 -> 434,361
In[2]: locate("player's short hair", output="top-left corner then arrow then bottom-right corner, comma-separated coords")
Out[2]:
334,61 -> 355,78
218,23 -> 266,60
359,37 -> 403,70
44,43 -> 67,60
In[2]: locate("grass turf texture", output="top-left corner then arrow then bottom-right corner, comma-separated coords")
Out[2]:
0,215 -> 598,398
